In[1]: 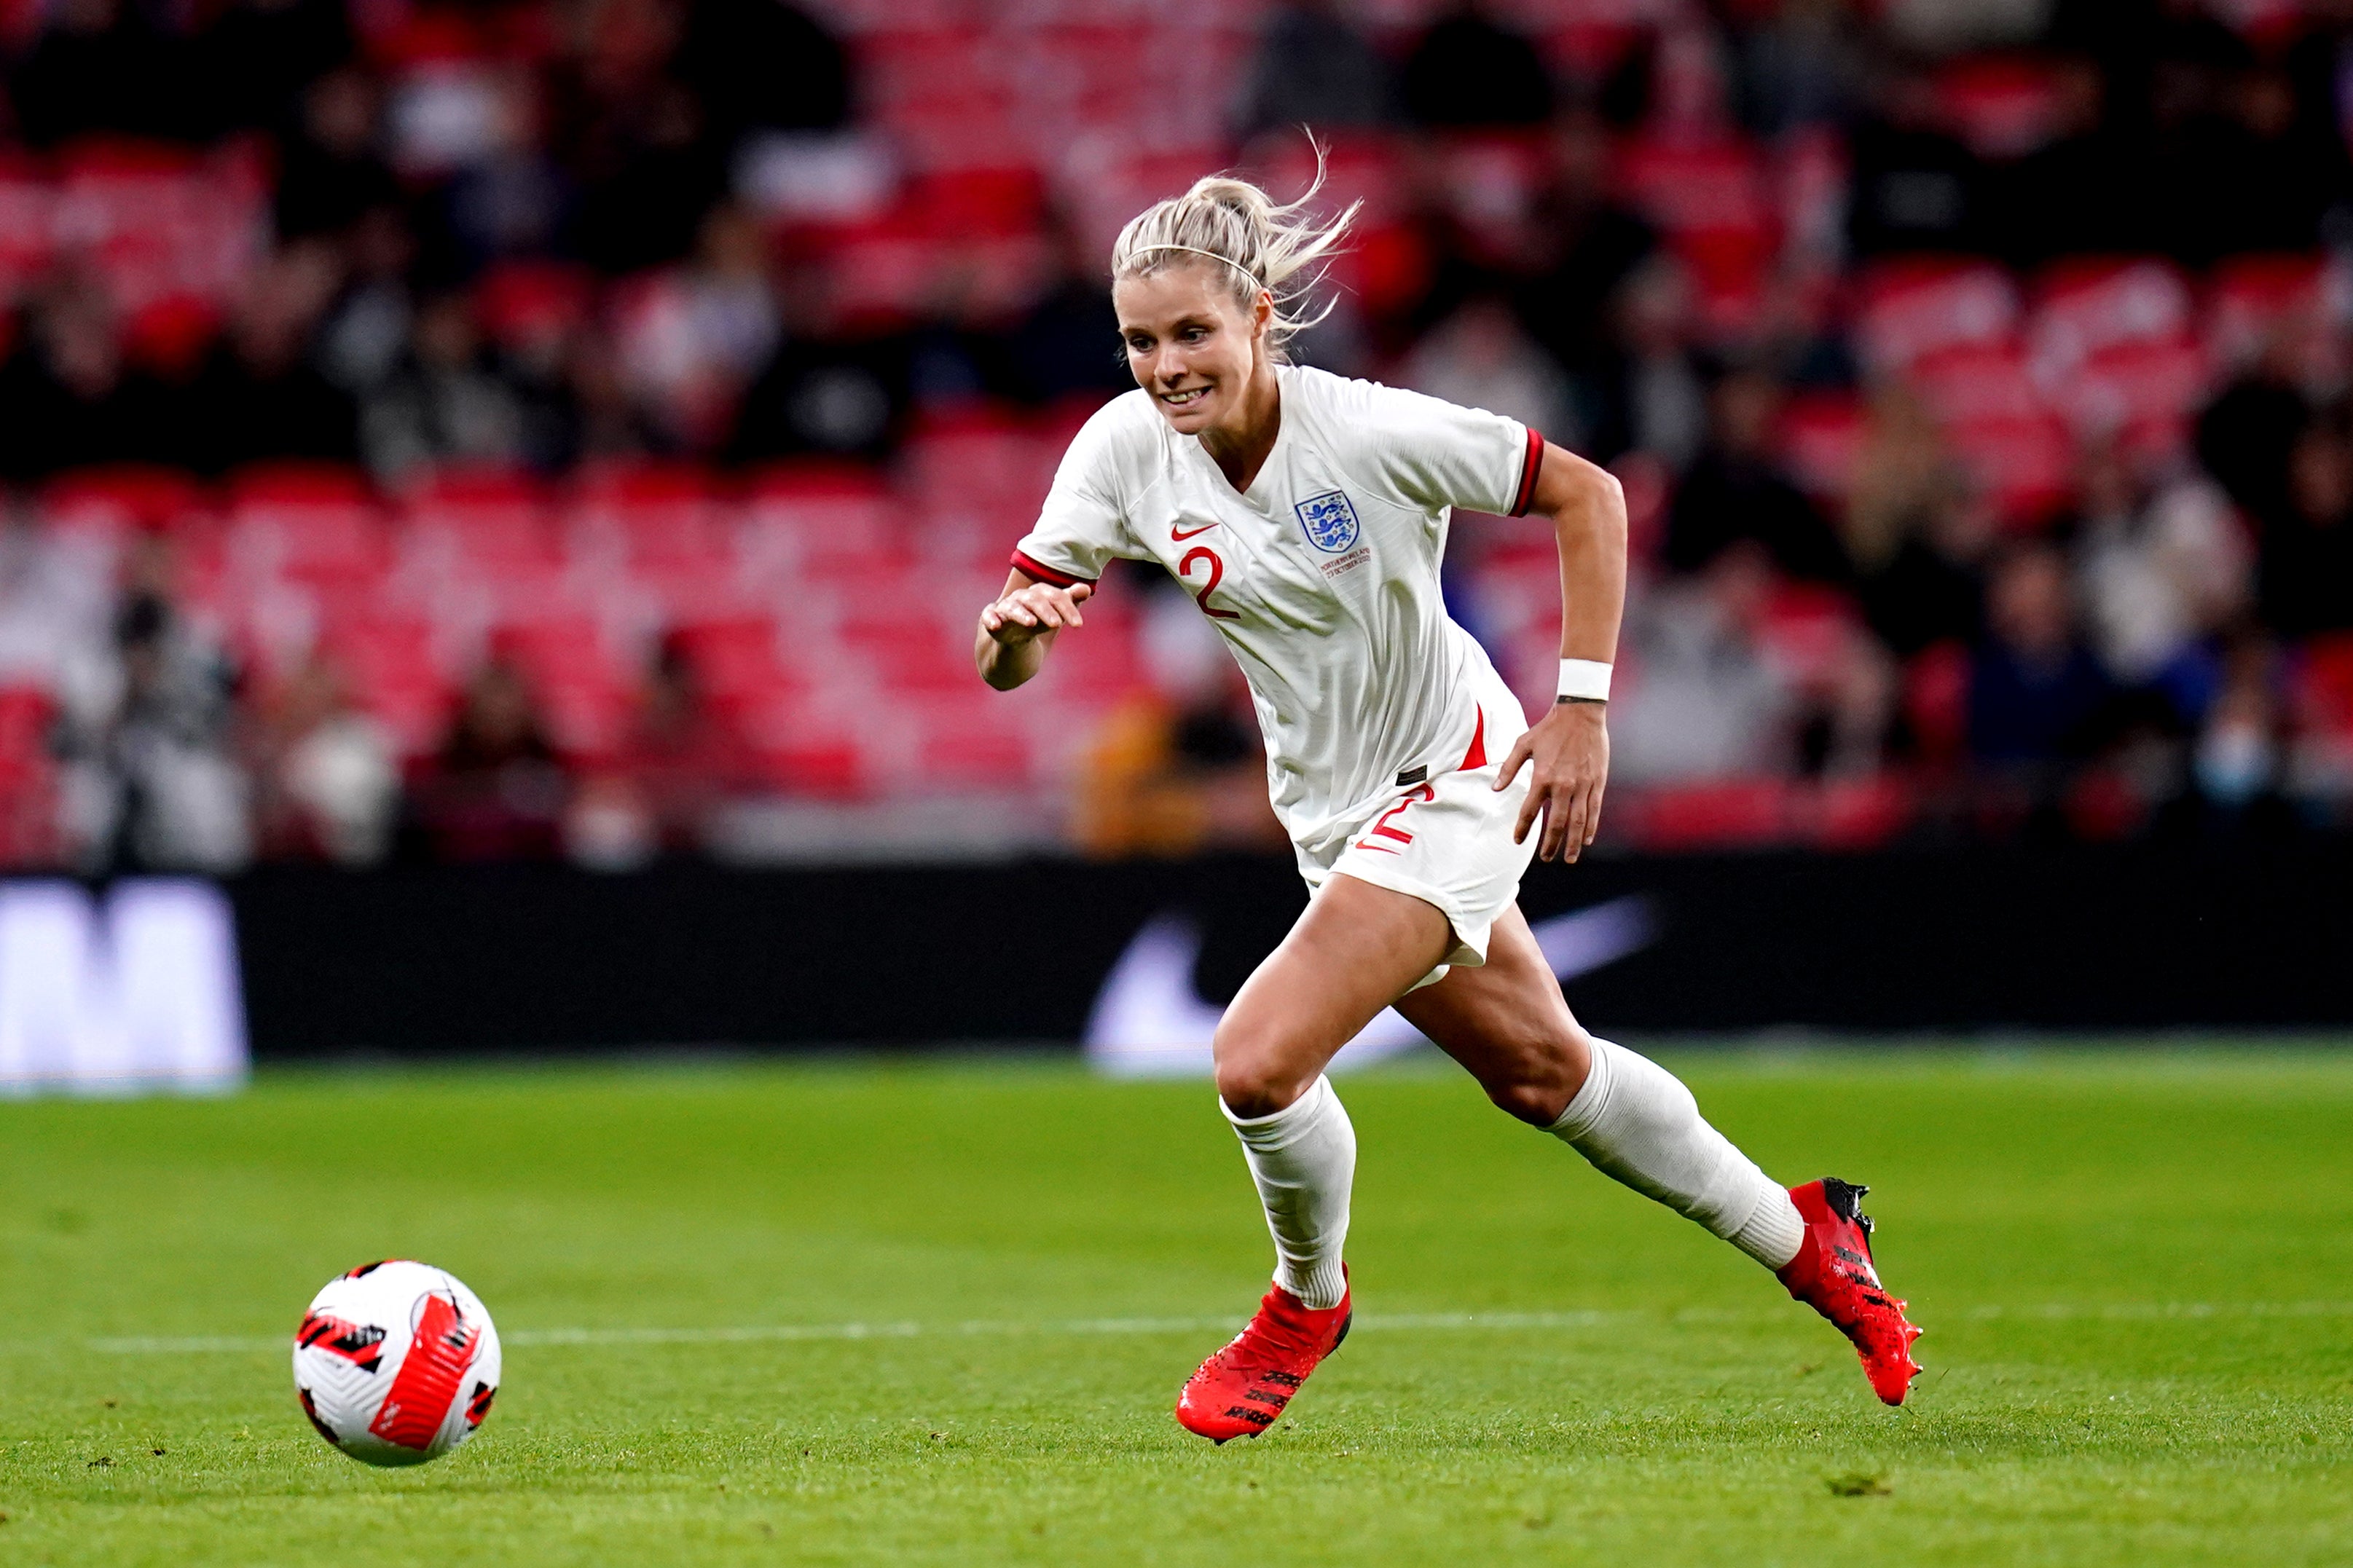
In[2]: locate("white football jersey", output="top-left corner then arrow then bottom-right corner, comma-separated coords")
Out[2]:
1013,364 -> 1544,861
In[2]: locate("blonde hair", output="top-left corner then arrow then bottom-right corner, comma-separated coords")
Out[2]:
1109,149 -> 1358,361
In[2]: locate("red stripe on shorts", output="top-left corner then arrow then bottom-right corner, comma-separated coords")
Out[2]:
1458,708 -> 1486,771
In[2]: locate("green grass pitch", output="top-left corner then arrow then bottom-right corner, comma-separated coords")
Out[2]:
3,1048 -> 2350,1565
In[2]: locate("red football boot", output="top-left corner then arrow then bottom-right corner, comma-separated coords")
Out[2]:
1176,1275 -> 1352,1443
1777,1178 -> 1923,1406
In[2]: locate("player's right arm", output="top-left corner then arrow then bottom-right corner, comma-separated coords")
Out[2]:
975,568 -> 1093,690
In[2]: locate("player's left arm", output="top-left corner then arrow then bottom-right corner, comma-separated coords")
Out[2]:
1493,442 -> 1626,864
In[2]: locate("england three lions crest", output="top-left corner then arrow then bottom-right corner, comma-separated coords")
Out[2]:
1294,489 -> 1361,553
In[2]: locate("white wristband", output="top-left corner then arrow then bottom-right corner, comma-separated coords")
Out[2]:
1557,658 -> 1612,702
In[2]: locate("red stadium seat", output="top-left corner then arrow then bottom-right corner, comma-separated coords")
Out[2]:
1856,256 -> 2019,373
1934,54 -> 2070,159
1624,779 -> 1793,850
323,616 -> 452,756
1759,581 -> 1862,690
667,615 -> 804,716
1538,18 -> 1645,82
1903,640 -> 1973,765
0,685 -> 55,761
222,467 -> 391,600
226,461 -> 373,509
906,703 -> 1037,791
475,259 -> 596,350
903,405 -> 1059,524
1805,774 -> 1917,850
1908,342 -> 2048,425
40,465 -> 205,538
1944,413 -> 2076,527
2204,252 -> 2341,371
848,624 -> 976,698
2296,633 -> 2353,737
400,470 -> 562,582
739,694 -> 870,797
2028,257 -> 2193,380
0,685 -> 60,867
2050,337 -> 2212,460
1778,391 -> 1869,505
488,612 -> 637,760
0,152 -> 55,299
1618,135 -> 1772,243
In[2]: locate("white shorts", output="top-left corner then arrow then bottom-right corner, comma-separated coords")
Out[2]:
1295,687 -> 1538,989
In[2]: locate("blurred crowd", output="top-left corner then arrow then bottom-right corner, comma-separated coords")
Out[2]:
0,0 -> 2350,870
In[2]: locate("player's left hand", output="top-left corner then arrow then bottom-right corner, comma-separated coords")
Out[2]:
1495,701 -> 1609,863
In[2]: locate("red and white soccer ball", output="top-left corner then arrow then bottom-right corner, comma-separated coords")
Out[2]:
292,1260 -> 502,1467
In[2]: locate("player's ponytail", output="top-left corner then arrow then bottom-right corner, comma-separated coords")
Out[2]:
1109,143 -> 1358,362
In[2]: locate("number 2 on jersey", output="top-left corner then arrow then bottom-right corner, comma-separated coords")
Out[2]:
1179,546 -> 1241,620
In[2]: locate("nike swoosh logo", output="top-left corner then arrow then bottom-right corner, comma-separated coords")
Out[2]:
1169,522 -> 1219,540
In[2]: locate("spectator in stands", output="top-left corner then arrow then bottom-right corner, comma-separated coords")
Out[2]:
1075,583 -> 1284,857
409,658 -> 567,861
1989,57 -> 2159,267
1585,256 -> 1709,469
483,269 -> 594,474
1235,0 -> 1394,140
2257,408 -> 2353,639
359,291 -> 527,484
252,651 -> 398,864
616,204 -> 781,452
0,502 -> 115,739
559,72 -> 730,277
1663,369 -> 1850,583
1002,214 -> 1134,406
2191,637 -> 2282,817
1399,1 -> 1555,128
0,275 -> 145,481
1858,483 -> 1992,663
1396,296 -> 1578,454
425,69 -> 574,280
188,245 -> 361,473
2160,58 -> 2345,265
59,551 -> 252,873
274,68 -> 400,243
2073,444 -> 2247,722
567,331 -> 668,462
728,261 -> 910,463
1968,541 -> 2116,767
1846,68 -> 1986,256
1843,386 -> 1958,583
1729,0 -> 1865,136
318,205 -> 420,397
194,0 -> 355,141
605,634 -> 753,856
675,0 -> 850,144
9,0 -> 196,146
2197,327 -> 2315,530
1511,114 -> 1657,382
1611,543 -> 1798,784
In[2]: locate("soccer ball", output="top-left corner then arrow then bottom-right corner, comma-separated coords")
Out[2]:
291,1260 -> 501,1467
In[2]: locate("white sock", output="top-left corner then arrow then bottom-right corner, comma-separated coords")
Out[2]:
1222,1076 -> 1355,1309
1547,1037 -> 1804,1271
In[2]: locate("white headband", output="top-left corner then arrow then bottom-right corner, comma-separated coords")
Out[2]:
1131,244 -> 1265,290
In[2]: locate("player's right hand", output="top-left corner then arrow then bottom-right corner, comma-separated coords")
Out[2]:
981,581 -> 1091,645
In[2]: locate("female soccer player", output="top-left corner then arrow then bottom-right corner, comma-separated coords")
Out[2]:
975,170 -> 1921,1439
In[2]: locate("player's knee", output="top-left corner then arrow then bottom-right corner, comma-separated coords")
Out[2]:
1480,1023 -> 1592,1127
1212,1023 -> 1312,1120
1485,1076 -> 1563,1126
